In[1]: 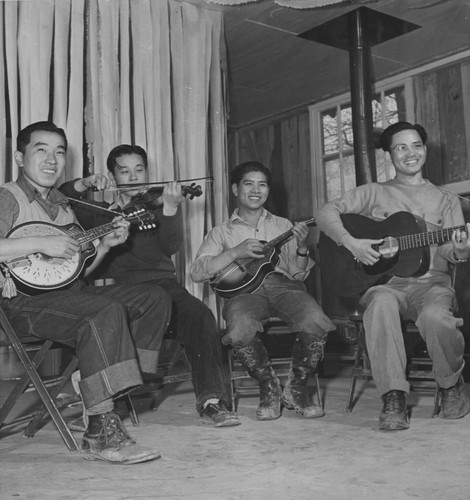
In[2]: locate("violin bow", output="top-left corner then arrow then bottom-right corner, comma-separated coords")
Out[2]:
93,176 -> 214,192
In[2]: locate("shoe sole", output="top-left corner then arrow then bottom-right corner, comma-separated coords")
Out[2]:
82,449 -> 162,465
202,415 -> 242,427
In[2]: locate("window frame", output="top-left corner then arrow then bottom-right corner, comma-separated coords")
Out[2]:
309,77 -> 414,212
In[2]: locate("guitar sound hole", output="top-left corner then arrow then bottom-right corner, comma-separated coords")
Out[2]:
378,236 -> 399,260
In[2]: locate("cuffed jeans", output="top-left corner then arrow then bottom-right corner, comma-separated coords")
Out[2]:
1,281 -> 171,409
222,273 -> 336,347
360,274 -> 465,396
141,278 -> 229,415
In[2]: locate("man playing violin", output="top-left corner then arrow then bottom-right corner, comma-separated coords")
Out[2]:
191,161 -> 335,421
0,122 -> 167,464
61,144 -> 241,428
317,122 -> 470,430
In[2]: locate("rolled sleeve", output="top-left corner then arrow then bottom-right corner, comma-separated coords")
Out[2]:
190,226 -> 226,282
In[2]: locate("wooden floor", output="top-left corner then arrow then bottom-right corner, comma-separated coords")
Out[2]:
0,362 -> 469,500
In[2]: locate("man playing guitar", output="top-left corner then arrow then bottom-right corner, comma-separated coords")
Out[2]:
317,121 -> 470,430
191,161 -> 335,421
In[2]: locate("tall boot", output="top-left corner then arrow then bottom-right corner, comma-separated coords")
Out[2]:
282,332 -> 326,418
233,335 -> 282,421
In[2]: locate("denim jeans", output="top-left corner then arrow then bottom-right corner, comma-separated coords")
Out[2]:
147,278 -> 229,415
1,281 -> 171,408
222,273 -> 336,347
360,274 -> 465,396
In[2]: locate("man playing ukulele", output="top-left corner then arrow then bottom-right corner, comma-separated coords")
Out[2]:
191,161 -> 335,421
317,122 -> 470,430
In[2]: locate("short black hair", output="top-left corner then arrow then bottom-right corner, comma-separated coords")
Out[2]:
17,121 -> 68,153
380,122 -> 427,152
106,144 -> 148,174
229,161 -> 272,187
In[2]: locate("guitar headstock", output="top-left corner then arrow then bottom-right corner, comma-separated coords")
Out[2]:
125,209 -> 159,231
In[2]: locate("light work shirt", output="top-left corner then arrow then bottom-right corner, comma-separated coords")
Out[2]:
191,208 -> 314,282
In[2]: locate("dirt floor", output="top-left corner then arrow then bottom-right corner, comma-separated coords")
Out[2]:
0,364 -> 469,500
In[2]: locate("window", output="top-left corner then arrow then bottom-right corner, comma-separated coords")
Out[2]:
310,81 -> 412,206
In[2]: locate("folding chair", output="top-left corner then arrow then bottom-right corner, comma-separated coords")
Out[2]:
346,312 -> 440,416
0,306 -> 80,451
228,317 -> 323,412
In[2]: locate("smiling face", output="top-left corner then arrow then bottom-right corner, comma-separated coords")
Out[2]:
389,129 -> 427,181
232,170 -> 269,214
15,131 -> 67,196
109,153 -> 148,199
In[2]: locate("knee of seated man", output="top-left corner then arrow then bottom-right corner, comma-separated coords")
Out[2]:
418,302 -> 454,328
363,289 -> 400,312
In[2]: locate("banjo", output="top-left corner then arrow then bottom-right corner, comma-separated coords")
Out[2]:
2,209 -> 157,295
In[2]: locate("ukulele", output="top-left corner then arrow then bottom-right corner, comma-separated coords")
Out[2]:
210,218 -> 316,299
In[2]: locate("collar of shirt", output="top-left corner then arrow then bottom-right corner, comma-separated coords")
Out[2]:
229,208 -> 272,227
17,173 -> 70,219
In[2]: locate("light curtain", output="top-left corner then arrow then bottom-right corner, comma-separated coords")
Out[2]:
0,0 -> 228,303
86,0 -> 227,299
0,0 -> 85,183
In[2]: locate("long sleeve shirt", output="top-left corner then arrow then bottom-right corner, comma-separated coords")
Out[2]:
316,178 -> 464,280
190,208 -> 314,283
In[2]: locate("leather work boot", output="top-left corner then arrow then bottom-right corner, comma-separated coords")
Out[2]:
379,390 -> 409,431
439,377 -> 470,419
256,366 -> 282,420
82,412 -> 161,464
233,336 -> 282,421
282,333 -> 326,418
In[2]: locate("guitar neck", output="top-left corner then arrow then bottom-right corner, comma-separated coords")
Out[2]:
399,224 -> 467,250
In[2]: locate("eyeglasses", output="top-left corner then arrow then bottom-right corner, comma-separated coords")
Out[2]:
390,143 -> 425,154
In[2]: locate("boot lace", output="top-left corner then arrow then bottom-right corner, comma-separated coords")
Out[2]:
233,345 -> 257,370
98,413 -> 135,449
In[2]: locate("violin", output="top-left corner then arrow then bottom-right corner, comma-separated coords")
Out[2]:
122,182 -> 203,212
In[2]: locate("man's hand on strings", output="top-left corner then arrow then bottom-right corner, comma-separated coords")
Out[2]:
342,234 -> 383,266
230,239 -> 266,260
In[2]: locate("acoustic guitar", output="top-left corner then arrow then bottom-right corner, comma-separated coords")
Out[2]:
3,209 -> 157,296
210,218 -> 316,299
318,211 -> 465,297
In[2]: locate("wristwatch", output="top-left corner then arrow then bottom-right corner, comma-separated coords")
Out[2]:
296,248 -> 309,257
453,252 -> 468,263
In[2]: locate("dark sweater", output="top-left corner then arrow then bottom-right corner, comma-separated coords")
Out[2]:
60,181 -> 183,284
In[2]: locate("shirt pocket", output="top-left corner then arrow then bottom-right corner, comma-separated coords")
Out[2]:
424,212 -> 444,230
370,207 -> 396,221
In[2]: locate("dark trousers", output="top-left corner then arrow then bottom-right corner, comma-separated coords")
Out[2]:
1,281 -> 171,408
154,278 -> 228,414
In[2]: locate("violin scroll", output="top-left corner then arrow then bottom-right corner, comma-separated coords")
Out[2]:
182,183 -> 203,200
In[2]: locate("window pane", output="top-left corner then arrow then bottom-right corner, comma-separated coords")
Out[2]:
325,159 -> 341,201
320,84 -> 406,197
376,149 -> 396,182
322,109 -> 338,155
343,155 -> 357,193
340,105 -> 353,149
